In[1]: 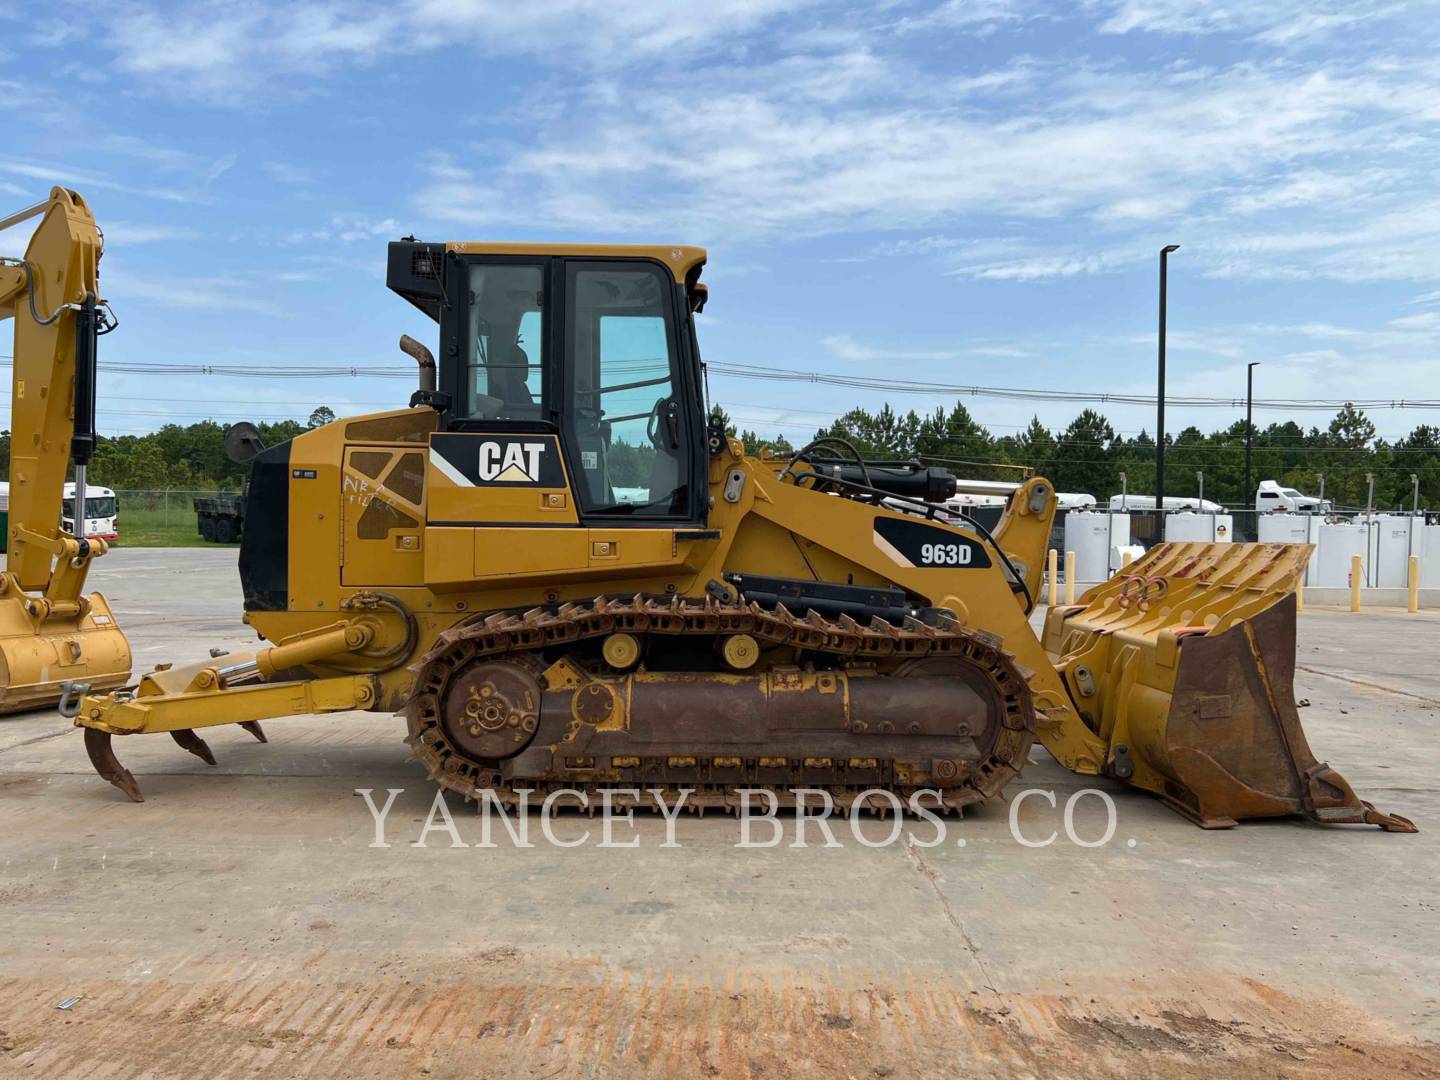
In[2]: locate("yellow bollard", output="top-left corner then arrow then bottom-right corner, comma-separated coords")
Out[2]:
1350,554 -> 1362,612
1064,550 -> 1076,605
1047,547 -> 1058,606
1296,579 -> 1304,612
1409,554 -> 1420,613
1122,549 -> 1134,569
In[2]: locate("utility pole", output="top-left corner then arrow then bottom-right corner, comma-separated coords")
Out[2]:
1156,244 -> 1179,517
1245,361 -> 1260,520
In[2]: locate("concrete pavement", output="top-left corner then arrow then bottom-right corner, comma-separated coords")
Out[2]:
0,549 -> 1436,1077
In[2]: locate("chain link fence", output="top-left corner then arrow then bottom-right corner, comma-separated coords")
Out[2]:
112,489 -> 242,546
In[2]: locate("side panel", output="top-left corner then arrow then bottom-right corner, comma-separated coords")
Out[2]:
238,440 -> 292,611
340,446 -> 426,587
426,432 -> 577,527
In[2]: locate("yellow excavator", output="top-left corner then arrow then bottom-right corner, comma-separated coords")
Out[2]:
0,188 -> 130,714
52,191 -> 1411,831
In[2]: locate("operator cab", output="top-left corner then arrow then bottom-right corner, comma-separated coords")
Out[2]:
387,241 -> 709,525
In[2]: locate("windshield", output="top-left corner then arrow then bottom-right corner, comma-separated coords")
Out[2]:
63,497 -> 117,518
1281,488 -> 1304,498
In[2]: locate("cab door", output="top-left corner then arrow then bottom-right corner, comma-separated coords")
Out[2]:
559,259 -> 706,573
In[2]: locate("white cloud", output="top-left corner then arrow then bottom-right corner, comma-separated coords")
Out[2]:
283,214 -> 403,244
263,162 -> 316,184
203,154 -> 238,185
1223,168 -> 1397,215
0,158 -> 200,204
99,0 -> 821,96
958,251 -> 1142,280
405,54 -> 1440,278
1390,311 -> 1440,331
1259,322 -> 1365,339
894,0 -> 1036,35
823,334 -> 962,362
821,333 -> 1030,361
102,1 -> 400,96
95,133 -> 209,172
408,0 -> 816,63
102,268 -> 288,316
1202,203 -> 1440,282
1120,330 -> 1247,358
1095,0 -> 1403,42
99,222 -> 200,244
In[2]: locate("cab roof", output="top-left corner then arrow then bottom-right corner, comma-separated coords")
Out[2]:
444,242 -> 707,284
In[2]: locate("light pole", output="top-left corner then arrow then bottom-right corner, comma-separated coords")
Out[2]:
1244,362 -> 1260,519
1156,244 -> 1180,518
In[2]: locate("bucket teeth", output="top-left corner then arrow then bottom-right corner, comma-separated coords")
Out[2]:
83,729 -> 144,803
1356,802 -> 1418,833
170,729 -> 217,766
240,721 -> 268,743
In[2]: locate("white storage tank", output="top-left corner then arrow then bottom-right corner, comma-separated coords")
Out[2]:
1422,524 -> 1440,588
1369,514 -> 1415,587
1063,511 -> 1131,582
1314,519 -> 1371,587
1257,513 -> 1320,584
1164,512 -> 1233,544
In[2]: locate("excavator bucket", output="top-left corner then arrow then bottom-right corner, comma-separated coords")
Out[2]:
1043,542 -> 1415,832
0,584 -> 130,715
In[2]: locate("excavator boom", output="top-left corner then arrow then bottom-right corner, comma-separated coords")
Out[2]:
0,188 -> 130,712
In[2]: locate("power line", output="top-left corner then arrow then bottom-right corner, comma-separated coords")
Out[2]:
3,354 -> 1439,412
707,362 -> 1440,412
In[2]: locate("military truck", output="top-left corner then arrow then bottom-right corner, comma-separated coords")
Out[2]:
193,488 -> 244,543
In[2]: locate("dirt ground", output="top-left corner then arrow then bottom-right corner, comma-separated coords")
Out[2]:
1,549 -> 1436,1078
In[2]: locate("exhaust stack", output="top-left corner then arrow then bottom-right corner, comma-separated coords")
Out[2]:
399,334 -> 436,395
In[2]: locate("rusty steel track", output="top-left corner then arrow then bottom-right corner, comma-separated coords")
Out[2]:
403,595 -> 1039,815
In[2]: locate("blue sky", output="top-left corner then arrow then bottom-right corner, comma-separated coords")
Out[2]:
2,0 -> 1439,446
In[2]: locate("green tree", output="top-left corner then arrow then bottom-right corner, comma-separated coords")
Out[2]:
1051,409 -> 1117,496
1326,404 -> 1375,450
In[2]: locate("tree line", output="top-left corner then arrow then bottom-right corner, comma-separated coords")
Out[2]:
2,401 -> 1436,511
0,408 -> 334,492
716,402 -> 1440,511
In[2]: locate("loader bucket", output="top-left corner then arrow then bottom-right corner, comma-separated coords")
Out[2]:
0,588 -> 130,714
1043,542 -> 1415,832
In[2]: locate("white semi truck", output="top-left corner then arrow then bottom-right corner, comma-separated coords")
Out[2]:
1255,480 -> 1331,513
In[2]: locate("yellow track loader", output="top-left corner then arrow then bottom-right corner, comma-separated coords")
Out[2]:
67,221 -> 1412,832
0,188 -> 130,713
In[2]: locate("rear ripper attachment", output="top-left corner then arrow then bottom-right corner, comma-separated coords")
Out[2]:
1044,542 -> 1416,832
405,593 -> 1038,815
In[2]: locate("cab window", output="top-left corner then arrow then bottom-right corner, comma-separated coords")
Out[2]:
464,263 -> 544,421
564,263 -> 691,517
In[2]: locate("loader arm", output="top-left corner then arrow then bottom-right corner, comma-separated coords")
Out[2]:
0,188 -> 130,711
